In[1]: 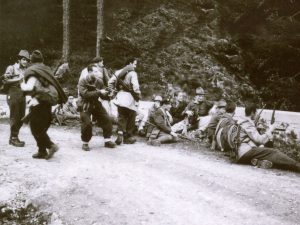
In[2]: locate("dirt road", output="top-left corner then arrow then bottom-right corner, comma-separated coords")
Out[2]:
0,124 -> 299,225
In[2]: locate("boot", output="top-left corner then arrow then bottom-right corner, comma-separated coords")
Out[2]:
115,132 -> 123,145
82,143 -> 90,151
124,136 -> 136,144
104,141 -> 116,148
45,144 -> 59,160
9,137 -> 25,147
32,150 -> 48,159
147,139 -> 161,146
251,159 -> 273,169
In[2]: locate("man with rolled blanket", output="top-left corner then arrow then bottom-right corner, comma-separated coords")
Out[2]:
21,50 -> 67,159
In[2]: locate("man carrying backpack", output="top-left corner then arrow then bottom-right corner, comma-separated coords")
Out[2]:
108,57 -> 141,145
207,100 -> 234,143
236,102 -> 300,172
21,50 -> 67,159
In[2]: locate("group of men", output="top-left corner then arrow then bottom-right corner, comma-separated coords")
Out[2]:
148,91 -> 300,173
1,49 -> 300,173
1,50 -> 66,159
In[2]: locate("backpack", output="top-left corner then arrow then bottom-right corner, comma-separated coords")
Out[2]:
214,117 -> 245,161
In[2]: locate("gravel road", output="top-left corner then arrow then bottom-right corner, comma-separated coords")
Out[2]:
0,124 -> 299,225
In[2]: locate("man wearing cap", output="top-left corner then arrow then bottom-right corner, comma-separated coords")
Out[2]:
79,57 -> 113,116
108,57 -> 141,145
77,64 -> 116,151
21,50 -> 67,159
2,50 -> 30,147
182,87 -> 214,131
147,97 -> 178,146
137,95 -> 162,136
79,57 -> 110,84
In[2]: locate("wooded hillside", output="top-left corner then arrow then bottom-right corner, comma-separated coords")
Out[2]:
1,0 -> 299,111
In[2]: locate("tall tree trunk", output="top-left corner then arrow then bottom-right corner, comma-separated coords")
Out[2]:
96,0 -> 104,57
62,0 -> 70,62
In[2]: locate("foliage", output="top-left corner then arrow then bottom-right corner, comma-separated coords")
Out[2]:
258,118 -> 300,162
0,0 -> 299,110
218,0 -> 300,111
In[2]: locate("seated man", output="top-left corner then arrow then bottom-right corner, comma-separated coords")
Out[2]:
54,61 -> 70,83
206,100 -> 234,143
136,95 -> 162,136
147,97 -> 178,146
236,102 -> 300,172
53,95 -> 80,125
172,87 -> 213,133
170,91 -> 187,124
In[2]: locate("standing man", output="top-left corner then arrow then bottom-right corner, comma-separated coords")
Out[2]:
21,50 -> 67,159
108,57 -> 141,145
79,57 -> 112,115
77,64 -> 116,151
79,57 -> 109,84
2,50 -> 30,147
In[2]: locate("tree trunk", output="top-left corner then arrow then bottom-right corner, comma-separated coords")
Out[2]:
96,0 -> 104,57
62,0 -> 70,62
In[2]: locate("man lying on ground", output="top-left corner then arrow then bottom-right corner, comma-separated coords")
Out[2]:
236,102 -> 300,172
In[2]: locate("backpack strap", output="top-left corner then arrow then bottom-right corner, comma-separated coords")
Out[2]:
230,121 -> 247,162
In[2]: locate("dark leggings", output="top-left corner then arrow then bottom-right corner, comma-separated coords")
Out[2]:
238,147 -> 299,171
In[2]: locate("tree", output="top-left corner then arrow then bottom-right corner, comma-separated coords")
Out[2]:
96,0 -> 104,57
62,0 -> 70,62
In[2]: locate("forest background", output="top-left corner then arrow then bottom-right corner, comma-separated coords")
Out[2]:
0,0 -> 300,111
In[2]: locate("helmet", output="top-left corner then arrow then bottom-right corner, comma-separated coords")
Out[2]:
18,50 -> 30,60
195,87 -> 205,95
161,97 -> 171,105
153,95 -> 163,102
216,99 -> 227,108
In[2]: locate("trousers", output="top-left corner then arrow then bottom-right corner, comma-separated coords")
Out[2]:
30,103 -> 53,153
117,106 -> 136,138
80,102 -> 112,142
7,87 -> 25,138
238,147 -> 299,171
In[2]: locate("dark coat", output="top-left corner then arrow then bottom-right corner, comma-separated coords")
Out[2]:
183,100 -> 213,130
147,107 -> 172,139
24,63 -> 67,104
170,101 -> 187,124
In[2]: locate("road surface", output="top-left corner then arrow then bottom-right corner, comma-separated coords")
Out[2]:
0,124 -> 299,225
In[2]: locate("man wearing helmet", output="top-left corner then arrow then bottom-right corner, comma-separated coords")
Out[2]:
181,87 -> 214,131
2,50 -> 30,147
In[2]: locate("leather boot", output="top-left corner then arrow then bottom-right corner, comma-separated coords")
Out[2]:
32,150 -> 48,159
104,141 -> 116,148
9,137 -> 25,147
115,132 -> 123,145
45,144 -> 59,160
82,143 -> 90,151
124,136 -> 136,144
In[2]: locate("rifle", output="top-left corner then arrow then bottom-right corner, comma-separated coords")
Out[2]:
144,121 -> 195,142
254,103 -> 266,126
112,69 -> 140,102
270,107 -> 276,125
